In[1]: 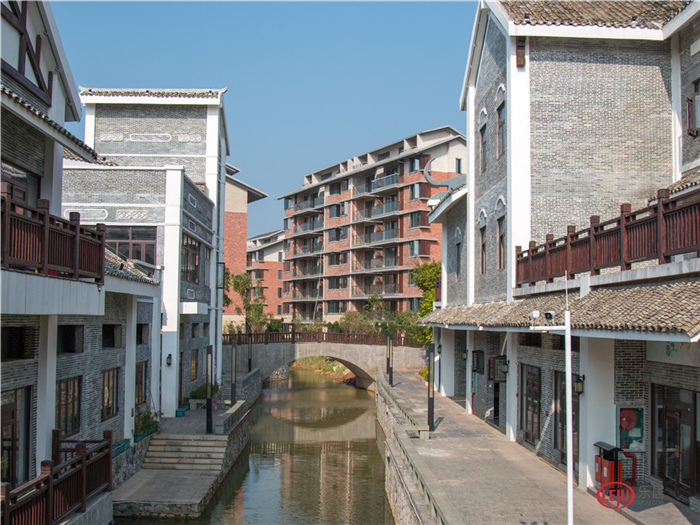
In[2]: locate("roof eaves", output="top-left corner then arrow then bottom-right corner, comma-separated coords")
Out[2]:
225,174 -> 268,202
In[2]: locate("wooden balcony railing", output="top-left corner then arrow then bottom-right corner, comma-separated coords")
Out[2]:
1,431 -> 112,525
516,188 -> 700,287
223,329 -> 422,348
1,197 -> 106,283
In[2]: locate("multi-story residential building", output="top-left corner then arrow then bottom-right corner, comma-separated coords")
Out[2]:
62,87 -> 232,417
1,0 -> 160,495
246,230 -> 286,319
279,127 -> 466,323
422,0 -> 700,512
223,164 -> 267,326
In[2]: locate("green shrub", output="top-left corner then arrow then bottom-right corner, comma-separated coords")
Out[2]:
266,319 -> 283,332
419,367 -> 429,382
187,382 -> 219,401
134,409 -> 160,435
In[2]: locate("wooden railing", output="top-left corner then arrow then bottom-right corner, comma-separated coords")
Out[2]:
1,197 -> 106,283
516,188 -> 700,286
223,330 -> 423,348
1,431 -> 112,525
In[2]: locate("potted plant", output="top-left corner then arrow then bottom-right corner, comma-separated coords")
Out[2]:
187,382 -> 219,411
133,409 -> 160,443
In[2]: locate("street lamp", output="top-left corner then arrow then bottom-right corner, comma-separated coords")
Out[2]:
386,334 -> 394,386
427,343 -> 435,431
206,345 -> 213,434
231,342 -> 237,404
246,319 -> 252,373
530,307 -> 573,525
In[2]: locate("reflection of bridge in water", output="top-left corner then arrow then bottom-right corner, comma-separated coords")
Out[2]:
251,391 -> 379,444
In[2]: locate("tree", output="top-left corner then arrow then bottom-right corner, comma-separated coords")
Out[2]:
230,272 -> 272,332
409,260 -> 441,345
222,266 -> 233,308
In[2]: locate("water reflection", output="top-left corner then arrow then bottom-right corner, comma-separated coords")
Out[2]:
117,368 -> 393,525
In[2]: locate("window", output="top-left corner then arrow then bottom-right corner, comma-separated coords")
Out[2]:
278,287 -> 282,298
488,355 -> 507,383
56,377 -> 81,437
497,104 -> 505,157
1,327 -> 27,360
203,246 -> 211,286
329,202 -> 347,218
328,252 -> 348,266
203,323 -> 210,337
192,323 -> 199,338
283,197 -> 292,210
1,162 -> 40,207
521,333 -> 542,347
102,324 -> 122,349
472,351 -> 485,374
480,125 -> 487,172
191,349 -> 198,381
283,218 -> 290,231
521,365 -> 541,445
687,80 -> 700,136
278,269 -> 283,279
284,282 -> 290,293
278,252 -> 283,262
455,242 -> 461,281
105,226 -> 157,265
328,276 -> 347,289
277,305 -> 282,315
480,227 -> 486,274
329,226 -> 348,242
410,183 -> 423,200
137,324 -> 149,345
456,158 -> 462,174
409,240 -> 424,257
57,325 -> 84,354
410,211 -> 425,228
284,240 -> 291,251
101,368 -> 118,421
284,261 -> 291,271
498,218 -> 505,269
329,181 -> 348,195
181,234 -> 200,284
410,157 -> 422,173
408,298 -> 421,312
327,301 -> 347,314
135,362 -> 147,406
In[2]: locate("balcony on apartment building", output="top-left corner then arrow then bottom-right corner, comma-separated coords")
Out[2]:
290,266 -> 323,279
290,195 -> 325,216
291,242 -> 324,257
351,283 -> 399,297
292,219 -> 324,236
353,171 -> 401,197
291,289 -> 323,300
353,228 -> 399,247
351,256 -> 399,273
295,311 -> 323,322
352,200 -> 399,223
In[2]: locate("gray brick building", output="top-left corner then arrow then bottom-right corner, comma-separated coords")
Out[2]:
422,0 -> 700,513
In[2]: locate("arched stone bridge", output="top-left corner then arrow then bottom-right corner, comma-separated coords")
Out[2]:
223,340 -> 426,390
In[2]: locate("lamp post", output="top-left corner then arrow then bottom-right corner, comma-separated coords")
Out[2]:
206,345 -> 213,434
530,308 -> 573,525
386,334 -> 394,386
427,343 -> 435,431
231,342 -> 237,404
246,320 -> 252,373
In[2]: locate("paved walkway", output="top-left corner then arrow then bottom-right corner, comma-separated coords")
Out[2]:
389,372 -> 643,525
160,406 -> 232,435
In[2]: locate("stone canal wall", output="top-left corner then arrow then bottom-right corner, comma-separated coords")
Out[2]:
219,366 -> 262,410
112,434 -> 151,489
376,371 -> 464,525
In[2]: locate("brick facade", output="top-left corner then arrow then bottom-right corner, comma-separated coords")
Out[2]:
223,210 -> 248,314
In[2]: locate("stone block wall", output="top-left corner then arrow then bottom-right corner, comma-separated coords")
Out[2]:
112,434 -> 151,489
471,331 -> 506,433
444,198 -> 468,306
178,313 -> 212,399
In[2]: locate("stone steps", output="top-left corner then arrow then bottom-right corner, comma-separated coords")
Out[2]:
143,434 -> 227,472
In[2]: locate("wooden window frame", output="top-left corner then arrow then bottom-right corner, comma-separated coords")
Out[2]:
181,234 -> 201,284
520,364 -> 541,445
497,104 -> 505,157
135,361 -> 147,406
472,350 -> 485,374
105,226 -> 157,265
101,369 -> 118,421
56,377 -> 81,438
497,217 -> 505,269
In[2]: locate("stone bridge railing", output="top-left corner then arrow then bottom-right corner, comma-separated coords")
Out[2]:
223,330 -> 423,348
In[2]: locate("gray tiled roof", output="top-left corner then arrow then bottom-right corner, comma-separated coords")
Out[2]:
105,250 -> 159,286
422,277 -> 700,338
500,1 -> 689,29
2,86 -> 99,161
63,147 -> 117,166
79,87 -> 225,99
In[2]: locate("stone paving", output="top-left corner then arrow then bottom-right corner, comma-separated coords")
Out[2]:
390,371 -> 633,525
160,406 -> 231,435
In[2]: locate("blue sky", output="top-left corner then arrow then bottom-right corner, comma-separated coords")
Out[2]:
52,1 -> 477,237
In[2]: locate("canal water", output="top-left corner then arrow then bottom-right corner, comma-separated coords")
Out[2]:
124,367 -> 394,525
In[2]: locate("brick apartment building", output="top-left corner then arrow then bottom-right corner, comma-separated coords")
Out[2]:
246,230 -> 286,319
422,0 -> 700,512
279,127 -> 466,323
222,164 -> 267,326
